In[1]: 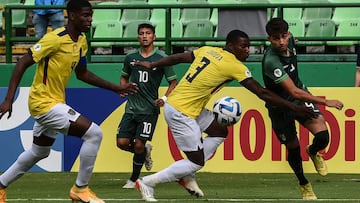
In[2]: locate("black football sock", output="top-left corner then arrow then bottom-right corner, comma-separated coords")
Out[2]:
288,146 -> 308,185
130,150 -> 146,182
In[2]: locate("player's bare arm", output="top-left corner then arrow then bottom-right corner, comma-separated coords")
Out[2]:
241,78 -> 317,119
0,54 -> 35,119
75,64 -> 138,95
154,79 -> 177,107
280,77 -> 344,110
134,52 -> 194,69
119,76 -> 129,98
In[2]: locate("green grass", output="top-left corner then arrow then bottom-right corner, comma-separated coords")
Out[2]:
4,172 -> 360,202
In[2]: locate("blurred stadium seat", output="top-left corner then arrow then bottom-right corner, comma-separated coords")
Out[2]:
327,19 -> 360,46
287,18 -> 305,37
178,0 -> 211,25
92,21 -> 123,47
302,7 -> 332,25
92,2 -> 121,28
301,19 -> 336,46
331,7 -> 360,25
121,8 -> 151,26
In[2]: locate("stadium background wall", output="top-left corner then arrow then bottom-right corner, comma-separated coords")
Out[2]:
0,62 -> 358,173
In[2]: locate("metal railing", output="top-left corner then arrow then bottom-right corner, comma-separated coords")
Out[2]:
1,2 -> 360,63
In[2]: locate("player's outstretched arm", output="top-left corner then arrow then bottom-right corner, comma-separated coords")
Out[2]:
134,52 -> 194,69
241,78 -> 317,120
0,54 -> 35,119
75,64 -> 138,95
279,77 -> 344,110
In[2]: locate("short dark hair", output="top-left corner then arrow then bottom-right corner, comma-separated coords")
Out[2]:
138,23 -> 155,34
66,0 -> 92,14
265,18 -> 289,37
226,30 -> 249,45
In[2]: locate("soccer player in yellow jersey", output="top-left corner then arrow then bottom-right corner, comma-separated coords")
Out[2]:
0,1 -> 137,203
133,30 -> 317,202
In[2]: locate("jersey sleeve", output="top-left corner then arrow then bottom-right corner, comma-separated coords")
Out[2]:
231,63 -> 253,83
30,32 -> 60,63
121,55 -> 131,78
164,65 -> 177,82
263,55 -> 289,84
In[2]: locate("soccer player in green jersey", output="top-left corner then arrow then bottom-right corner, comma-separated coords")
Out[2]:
116,23 -> 177,189
262,18 -> 343,200
0,1 -> 138,202
132,29 -> 319,202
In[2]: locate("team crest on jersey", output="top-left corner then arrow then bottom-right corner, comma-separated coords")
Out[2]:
68,109 -> 76,115
245,70 -> 252,77
274,68 -> 282,78
33,43 -> 41,51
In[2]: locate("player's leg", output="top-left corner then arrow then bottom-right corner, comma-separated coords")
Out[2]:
302,114 -> 329,176
133,114 -> 157,174
178,108 -> 227,197
270,109 -> 317,200
136,103 -> 204,201
116,113 -> 137,188
0,104 -> 75,202
0,131 -> 54,195
49,104 -> 104,203
297,102 -> 329,176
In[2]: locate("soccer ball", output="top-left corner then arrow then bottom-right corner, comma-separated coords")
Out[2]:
213,96 -> 242,126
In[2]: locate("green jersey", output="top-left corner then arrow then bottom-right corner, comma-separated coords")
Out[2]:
122,48 -> 177,114
262,35 -> 307,107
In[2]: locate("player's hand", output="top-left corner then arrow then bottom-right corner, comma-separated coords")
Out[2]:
119,93 -> 127,98
325,99 -> 344,110
154,98 -> 165,107
0,99 -> 13,119
294,105 -> 318,120
118,82 -> 138,95
132,61 -> 152,69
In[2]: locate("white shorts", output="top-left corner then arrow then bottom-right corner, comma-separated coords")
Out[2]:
164,103 -> 214,152
32,103 -> 81,139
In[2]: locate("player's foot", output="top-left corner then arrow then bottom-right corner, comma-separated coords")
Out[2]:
69,185 -> 105,203
306,145 -> 328,176
299,183 -> 317,200
135,179 -> 157,202
177,175 -> 204,198
122,180 -> 136,189
0,188 -> 6,203
144,144 -> 153,171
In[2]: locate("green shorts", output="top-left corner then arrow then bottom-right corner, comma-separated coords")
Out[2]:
267,101 -> 321,144
116,113 -> 159,141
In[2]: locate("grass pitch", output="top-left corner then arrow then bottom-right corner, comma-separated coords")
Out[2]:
4,172 -> 360,202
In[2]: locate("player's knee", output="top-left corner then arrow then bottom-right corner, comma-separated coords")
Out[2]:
314,130 -> 329,149
82,123 -> 103,145
133,141 -> 146,154
191,161 -> 203,171
116,138 -> 129,150
31,144 -> 51,160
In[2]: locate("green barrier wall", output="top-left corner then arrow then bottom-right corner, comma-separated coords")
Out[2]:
0,62 -> 355,87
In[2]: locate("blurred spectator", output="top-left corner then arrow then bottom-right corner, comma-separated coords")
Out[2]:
33,0 -> 66,38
